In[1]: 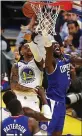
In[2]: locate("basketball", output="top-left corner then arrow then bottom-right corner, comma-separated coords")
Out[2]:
22,2 -> 36,18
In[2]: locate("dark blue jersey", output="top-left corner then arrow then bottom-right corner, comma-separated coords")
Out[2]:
1,115 -> 32,136
46,55 -> 71,102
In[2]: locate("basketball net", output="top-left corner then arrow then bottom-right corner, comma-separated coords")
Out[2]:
29,1 -> 61,35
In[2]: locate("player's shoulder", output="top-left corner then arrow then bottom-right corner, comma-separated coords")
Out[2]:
2,115 -> 10,124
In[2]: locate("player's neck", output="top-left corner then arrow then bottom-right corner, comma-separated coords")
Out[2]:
57,56 -> 62,60
58,54 -> 64,60
23,56 -> 33,62
11,111 -> 24,116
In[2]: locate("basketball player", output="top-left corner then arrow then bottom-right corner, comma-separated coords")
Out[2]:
10,40 -> 51,120
1,90 -> 48,136
1,99 -> 43,136
42,34 -> 82,136
2,90 -> 50,122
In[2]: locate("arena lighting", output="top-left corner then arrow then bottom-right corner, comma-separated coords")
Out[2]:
66,93 -> 82,105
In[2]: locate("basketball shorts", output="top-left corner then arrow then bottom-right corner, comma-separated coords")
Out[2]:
14,90 -> 40,112
40,98 -> 66,135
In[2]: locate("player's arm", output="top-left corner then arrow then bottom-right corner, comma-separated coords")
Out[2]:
42,32 -> 56,74
28,42 -> 44,70
36,86 -> 48,105
45,45 -> 56,74
28,118 -> 45,135
10,64 -> 30,91
70,56 -> 82,66
23,107 -> 50,121
22,2 -> 36,30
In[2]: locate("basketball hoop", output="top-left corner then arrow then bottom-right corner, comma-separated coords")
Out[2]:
27,1 -> 72,36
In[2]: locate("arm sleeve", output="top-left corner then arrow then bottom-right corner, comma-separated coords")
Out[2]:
28,42 -> 43,62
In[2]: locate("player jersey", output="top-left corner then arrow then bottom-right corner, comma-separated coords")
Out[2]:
46,54 -> 71,102
17,59 -> 43,89
1,115 -> 32,136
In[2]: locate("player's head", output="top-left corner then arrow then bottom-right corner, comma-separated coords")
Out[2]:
3,90 -> 17,107
52,42 -> 62,58
7,99 -> 23,116
52,35 -> 63,58
19,40 -> 33,58
67,20 -> 79,35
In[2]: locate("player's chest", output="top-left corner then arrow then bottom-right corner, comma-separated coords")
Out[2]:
57,61 -> 70,73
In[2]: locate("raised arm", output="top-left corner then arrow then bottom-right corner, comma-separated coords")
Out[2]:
28,41 -> 44,69
42,31 -> 56,74
45,46 -> 55,74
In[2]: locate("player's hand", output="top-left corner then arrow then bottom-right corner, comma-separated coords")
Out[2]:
21,25 -> 28,33
21,24 -> 32,32
23,33 -> 32,42
42,30 -> 52,47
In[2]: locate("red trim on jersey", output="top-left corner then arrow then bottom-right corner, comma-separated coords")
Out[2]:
11,115 -> 24,118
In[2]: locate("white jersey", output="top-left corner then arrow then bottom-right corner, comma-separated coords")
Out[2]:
17,59 -> 43,89
0,108 -> 11,121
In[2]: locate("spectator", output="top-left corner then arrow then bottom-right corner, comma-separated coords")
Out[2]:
60,10 -> 82,41
64,20 -> 82,56
1,19 -> 15,84
67,21 -> 82,53
55,10 -> 66,34
59,11 -> 69,41
67,12 -> 82,29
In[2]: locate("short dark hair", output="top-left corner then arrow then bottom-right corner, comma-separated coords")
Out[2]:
7,99 -> 22,115
3,91 -> 17,106
19,40 -> 27,53
67,20 -> 79,27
